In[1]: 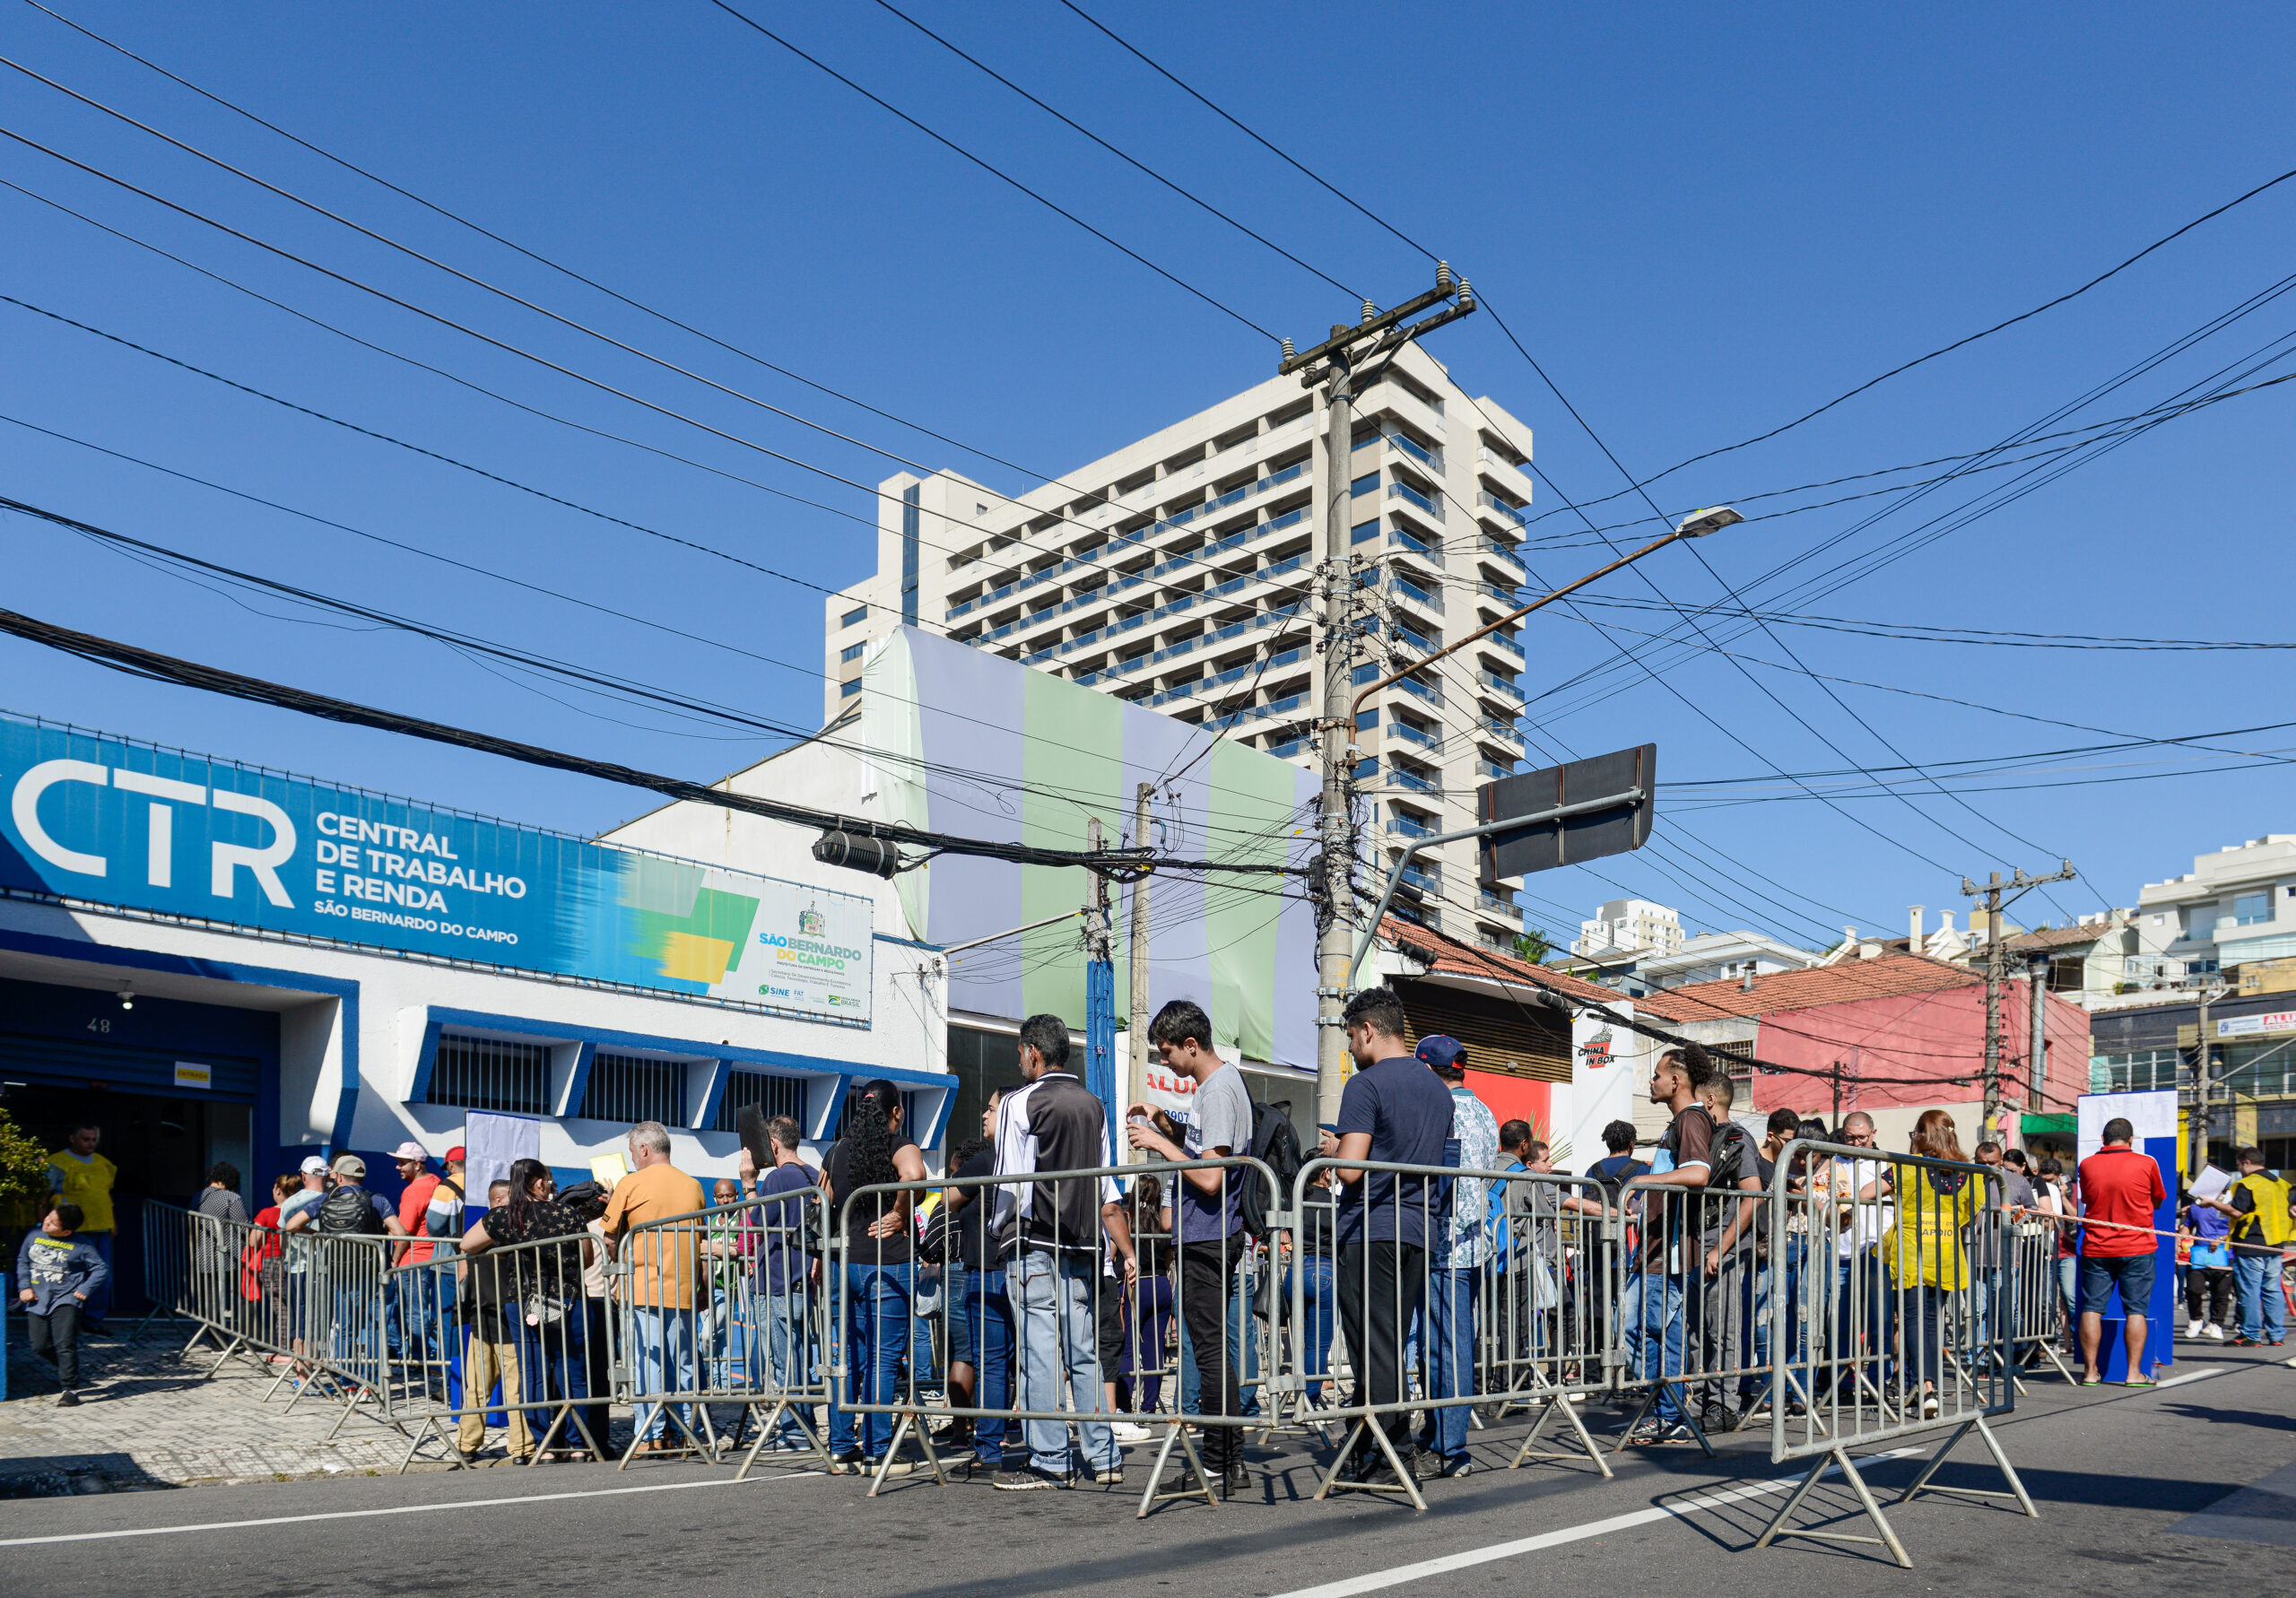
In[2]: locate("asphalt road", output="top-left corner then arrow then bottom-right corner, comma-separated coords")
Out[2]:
3,1343 -> 2291,1596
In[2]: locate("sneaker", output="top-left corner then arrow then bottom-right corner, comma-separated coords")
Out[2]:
994,1465 -> 1071,1491
2205,1323 -> 2226,1342
1109,1421 -> 1153,1445
866,1456 -> 915,1478
2187,1316 -> 2204,1338
828,1449 -> 865,1474
1623,1418 -> 1674,1446
56,1391 -> 81,1409
1433,1455 -> 1474,1481
1700,1403 -> 1742,1434
1921,1391 -> 1940,1420
2230,1336 -> 2263,1347
1090,1466 -> 1124,1486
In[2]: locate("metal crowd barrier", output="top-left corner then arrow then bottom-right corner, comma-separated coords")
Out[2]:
828,1156 -> 1279,1517
1755,1140 -> 2034,1568
603,1186 -> 834,1476
1609,1174 -> 1782,1463
1286,1158 -> 1622,1510
136,1198 -> 401,1433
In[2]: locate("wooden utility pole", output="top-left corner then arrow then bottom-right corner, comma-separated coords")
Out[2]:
1961,862 -> 2076,1146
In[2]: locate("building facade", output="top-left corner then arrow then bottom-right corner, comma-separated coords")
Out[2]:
0,715 -> 948,1309
1572,898 -> 1684,960
821,342 -> 1541,951
2134,836 -> 2296,980
2090,990 -> 2296,1170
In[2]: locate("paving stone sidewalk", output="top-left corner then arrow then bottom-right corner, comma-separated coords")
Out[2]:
0,1319 -> 470,1495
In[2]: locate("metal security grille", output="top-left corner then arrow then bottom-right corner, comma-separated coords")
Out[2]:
427,1036 -> 552,1115
714,1070 -> 808,1132
581,1052 -> 687,1125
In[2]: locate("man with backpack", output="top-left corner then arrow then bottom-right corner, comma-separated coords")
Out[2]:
302,1154 -> 405,1382
1125,998 -> 1253,1498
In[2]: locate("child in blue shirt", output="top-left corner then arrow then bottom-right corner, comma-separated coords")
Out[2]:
16,1202 -> 109,1405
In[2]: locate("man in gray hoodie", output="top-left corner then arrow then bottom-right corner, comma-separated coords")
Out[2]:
16,1202 -> 109,1405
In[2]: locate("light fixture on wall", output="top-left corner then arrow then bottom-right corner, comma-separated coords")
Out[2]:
118,984 -> 135,1012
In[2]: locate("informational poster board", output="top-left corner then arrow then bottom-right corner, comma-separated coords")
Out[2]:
464,1112 -> 542,1211
2074,1089 -> 2179,1378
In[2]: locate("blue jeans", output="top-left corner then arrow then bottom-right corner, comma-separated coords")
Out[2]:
829,1261 -> 911,1459
1621,1269 -> 1687,1423
1014,1251 -> 1114,1475
1421,1265 -> 1478,1460
763,1290 -> 814,1445
2234,1253 -> 2287,1342
1835,1249 -> 1894,1390
629,1306 -> 697,1444
961,1266 -> 1015,1462
1288,1258 -> 1335,1401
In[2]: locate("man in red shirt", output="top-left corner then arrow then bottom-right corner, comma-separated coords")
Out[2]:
2076,1117 -> 2168,1385
388,1142 -> 444,1365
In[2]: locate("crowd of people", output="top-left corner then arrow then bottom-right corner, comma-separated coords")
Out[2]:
53,999 -> 2294,1499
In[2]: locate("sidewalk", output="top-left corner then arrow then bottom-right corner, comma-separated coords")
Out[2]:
0,1320 -> 457,1495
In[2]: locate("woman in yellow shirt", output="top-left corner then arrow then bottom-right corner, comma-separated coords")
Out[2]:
1884,1109 -> 1979,1417
48,1123 -> 117,1330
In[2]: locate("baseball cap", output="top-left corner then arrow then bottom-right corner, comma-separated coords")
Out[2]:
387,1141 -> 428,1164
443,1145 -> 466,1163
330,1153 -> 367,1180
1415,1035 -> 1466,1073
298,1155 -> 329,1176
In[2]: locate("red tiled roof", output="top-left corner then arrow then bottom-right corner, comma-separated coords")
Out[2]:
1648,951 -> 1981,1022
1377,916 -> 1623,1006
1999,923 -> 2114,953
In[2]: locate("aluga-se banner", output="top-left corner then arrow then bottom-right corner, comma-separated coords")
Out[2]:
0,714 -> 874,1022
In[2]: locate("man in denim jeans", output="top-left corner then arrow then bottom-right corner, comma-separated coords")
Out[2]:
1622,1044 -> 1720,1445
602,1121 -> 707,1453
991,1013 -> 1136,1490
740,1116 -> 822,1455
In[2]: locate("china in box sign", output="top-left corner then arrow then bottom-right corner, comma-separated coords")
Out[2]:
0,715 -> 872,1023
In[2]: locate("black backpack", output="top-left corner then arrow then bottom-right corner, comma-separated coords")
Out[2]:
317,1182 -> 385,1237
1239,1099 -> 1304,1240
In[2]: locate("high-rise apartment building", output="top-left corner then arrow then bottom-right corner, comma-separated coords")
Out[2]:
822,343 -> 1538,951
1573,897 -> 1684,960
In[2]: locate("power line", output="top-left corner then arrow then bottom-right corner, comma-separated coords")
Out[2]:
0,601 -> 1301,880
698,0 -> 1277,342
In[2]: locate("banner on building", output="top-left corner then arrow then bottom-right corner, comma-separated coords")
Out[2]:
0,715 -> 872,1022
863,627 -> 1320,1067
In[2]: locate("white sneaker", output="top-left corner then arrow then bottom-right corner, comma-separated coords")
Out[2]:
2187,1317 -> 2204,1338
2206,1323 -> 2226,1342
1109,1422 -> 1152,1445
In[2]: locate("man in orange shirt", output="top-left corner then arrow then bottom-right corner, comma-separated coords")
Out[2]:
602,1120 -> 707,1453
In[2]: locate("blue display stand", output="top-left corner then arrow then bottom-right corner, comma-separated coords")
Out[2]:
2076,1091 -> 2179,1381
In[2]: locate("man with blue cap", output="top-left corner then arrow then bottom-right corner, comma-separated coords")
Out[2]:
1414,1034 -> 1496,1478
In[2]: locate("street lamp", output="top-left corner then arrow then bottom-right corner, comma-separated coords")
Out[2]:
1674,506 -> 1744,538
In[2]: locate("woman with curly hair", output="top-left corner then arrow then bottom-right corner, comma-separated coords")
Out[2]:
823,1080 -> 928,1472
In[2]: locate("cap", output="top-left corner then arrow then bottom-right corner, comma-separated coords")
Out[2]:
299,1155 -> 330,1176
388,1141 -> 429,1164
1415,1035 -> 1466,1073
443,1145 -> 466,1163
330,1153 -> 367,1180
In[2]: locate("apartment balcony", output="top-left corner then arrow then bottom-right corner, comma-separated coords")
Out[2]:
1473,535 -> 1526,582
1482,715 -> 1524,746
1397,863 -> 1443,898
1387,479 -> 1445,526
1387,813 -> 1436,841
1353,428 -> 1447,477
1477,890 -> 1523,923
1386,719 -> 1441,753
1388,766 -> 1439,796
1387,569 -> 1445,616
1390,673 -> 1443,710
1358,381 -> 1448,447
1474,491 -> 1531,532
1387,527 -> 1447,570
1475,447 -> 1535,507
1474,758 -> 1513,781
1482,630 -> 1525,663
1476,668 -> 1525,701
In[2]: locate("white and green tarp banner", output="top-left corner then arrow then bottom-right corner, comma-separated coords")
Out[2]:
863,627 -> 1320,1067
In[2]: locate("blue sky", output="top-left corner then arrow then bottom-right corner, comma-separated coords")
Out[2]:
2,1 -> 2291,949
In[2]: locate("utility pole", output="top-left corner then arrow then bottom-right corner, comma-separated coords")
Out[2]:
1280,265 -> 1474,1125
1961,862 -> 2077,1147
1083,819 -> 1117,1127
2027,951 -> 2049,1137
2192,977 -> 2227,1177
1126,782 -> 1153,1151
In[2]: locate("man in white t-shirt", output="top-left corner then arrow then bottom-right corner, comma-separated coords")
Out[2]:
1827,1113 -> 1895,1398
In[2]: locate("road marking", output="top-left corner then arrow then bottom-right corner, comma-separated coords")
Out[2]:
1266,1448 -> 1918,1598
0,1469 -> 822,1547
2155,1366 -> 2224,1389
